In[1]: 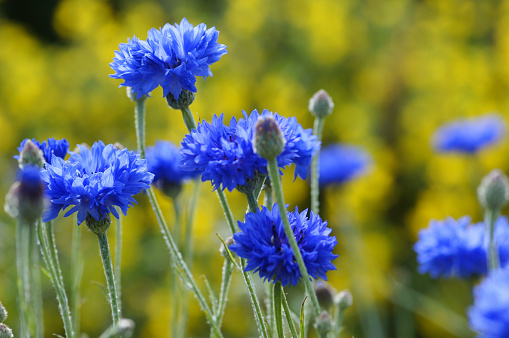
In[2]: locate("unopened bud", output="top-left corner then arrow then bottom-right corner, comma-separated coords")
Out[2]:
0,324 -> 13,338
5,166 -> 45,224
314,310 -> 333,335
85,213 -> 111,235
478,169 -> 509,210
314,281 -> 336,310
19,140 -> 44,169
0,301 -> 7,322
253,116 -> 285,160
334,289 -> 353,311
166,89 -> 195,110
219,236 -> 235,258
308,89 -> 334,118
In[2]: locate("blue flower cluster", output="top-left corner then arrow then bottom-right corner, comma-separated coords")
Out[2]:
230,204 -> 338,287
414,216 -> 509,279
146,140 -> 200,188
16,138 -> 69,164
317,144 -> 370,186
110,18 -> 228,100
41,141 -> 154,224
468,267 -> 509,338
432,114 -> 506,154
180,109 -> 320,191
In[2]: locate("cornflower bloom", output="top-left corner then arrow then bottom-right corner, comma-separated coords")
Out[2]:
15,138 -> 69,164
317,144 -> 370,186
230,204 -> 338,287
110,18 -> 227,100
432,114 -> 505,153
180,109 -> 320,191
41,141 -> 154,226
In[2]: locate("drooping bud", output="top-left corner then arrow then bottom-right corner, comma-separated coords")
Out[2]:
0,301 -> 7,322
308,89 -> 334,118
314,310 -> 333,335
85,213 -> 112,235
478,169 -> 509,211
19,140 -> 44,169
219,236 -> 235,258
0,323 -> 13,338
5,166 -> 45,224
166,89 -> 196,110
334,289 -> 353,311
314,281 -> 336,310
253,116 -> 285,161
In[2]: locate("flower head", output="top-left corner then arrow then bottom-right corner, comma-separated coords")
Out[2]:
415,216 -> 509,279
180,109 -> 320,191
41,141 -> 154,225
15,138 -> 69,165
229,204 -> 338,287
432,114 -> 506,154
468,268 -> 509,338
110,18 -> 227,100
317,144 -> 370,186
146,140 -> 200,197
5,165 -> 45,224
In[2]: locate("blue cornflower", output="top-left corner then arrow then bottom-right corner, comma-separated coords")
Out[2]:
468,268 -> 509,338
432,114 -> 506,153
415,216 -> 509,279
15,138 -> 69,164
5,165 -> 46,223
229,204 -> 338,287
110,18 -> 227,100
180,109 -> 320,191
317,144 -> 370,186
146,140 -> 200,196
41,141 -> 154,225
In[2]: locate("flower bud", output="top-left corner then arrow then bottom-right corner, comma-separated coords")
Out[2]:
0,324 -> 13,338
0,301 -> 7,322
334,289 -> 353,311
253,116 -> 285,160
5,166 -> 45,224
219,236 -> 235,258
19,140 -> 44,169
308,89 -> 334,118
314,281 -> 336,310
314,310 -> 333,335
478,169 -> 509,211
85,213 -> 111,235
166,89 -> 196,110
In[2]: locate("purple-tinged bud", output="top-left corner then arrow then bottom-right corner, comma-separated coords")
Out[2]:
0,323 -> 13,338
478,169 -> 509,211
166,89 -> 195,110
19,140 -> 44,169
5,166 -> 45,224
219,236 -> 235,258
0,301 -> 7,322
314,310 -> 333,335
314,281 -> 336,310
308,89 -> 334,118
253,116 -> 285,160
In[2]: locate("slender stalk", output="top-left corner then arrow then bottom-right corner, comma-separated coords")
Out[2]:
181,106 -> 198,131
96,233 -> 121,325
281,286 -> 298,338
16,220 -> 31,337
333,303 -> 345,336
216,258 -> 234,327
264,183 -> 274,211
216,189 -> 238,234
37,220 -> 75,338
246,190 -> 259,212
310,116 -> 325,214
273,282 -> 284,338
171,198 -> 182,338
114,211 -> 123,315
134,96 -> 147,159
485,208 -> 500,272
29,224 -> 43,338
263,185 -> 275,337
71,220 -> 82,337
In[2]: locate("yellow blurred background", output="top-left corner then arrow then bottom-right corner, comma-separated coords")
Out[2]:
1,0 -> 509,336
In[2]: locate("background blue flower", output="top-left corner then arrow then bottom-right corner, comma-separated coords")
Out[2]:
15,138 -> 69,164
316,144 -> 370,186
432,114 -> 506,154
41,141 -> 154,224
110,18 -> 227,100
230,204 -> 338,287
180,109 -> 320,191
468,267 -> 509,338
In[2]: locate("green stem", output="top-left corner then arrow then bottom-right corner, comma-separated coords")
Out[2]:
96,233 -> 121,325
30,224 -> 43,338
485,208 -> 501,272
16,221 -> 31,337
171,198 -> 182,338
37,220 -> 75,338
134,96 -> 147,159
114,211 -> 122,316
264,183 -> 273,211
71,220 -> 82,337
216,189 -> 238,234
181,106 -> 198,131
46,221 -> 64,286
273,282 -> 284,338
246,190 -> 259,212
216,258 -> 234,328
281,285 -> 298,338
267,158 -> 326,337
310,116 -> 325,214
333,303 -> 345,336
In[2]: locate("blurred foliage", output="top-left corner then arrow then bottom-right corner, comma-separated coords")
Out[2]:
1,0 -> 509,337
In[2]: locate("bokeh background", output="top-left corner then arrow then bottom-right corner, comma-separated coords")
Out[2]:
1,0 -> 509,337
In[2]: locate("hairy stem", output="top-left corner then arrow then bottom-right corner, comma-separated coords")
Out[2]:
97,233 -> 121,325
